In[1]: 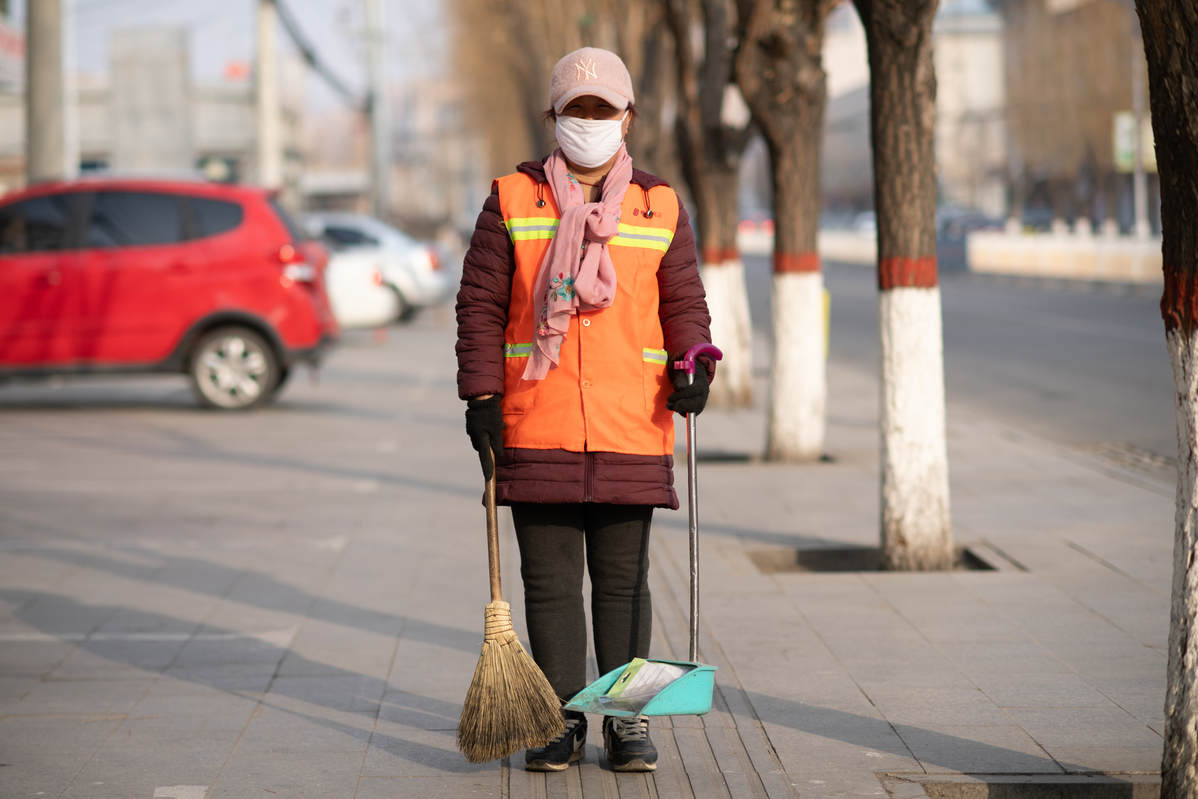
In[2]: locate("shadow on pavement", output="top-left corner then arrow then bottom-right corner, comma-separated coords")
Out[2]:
10,544 -> 482,656
743,690 -> 1087,775
1,588 -> 487,775
16,420 -> 480,502
653,511 -> 840,550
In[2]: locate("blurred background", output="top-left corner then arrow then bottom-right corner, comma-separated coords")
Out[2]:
0,0 -> 1161,270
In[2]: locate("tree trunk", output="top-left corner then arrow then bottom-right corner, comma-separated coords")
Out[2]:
734,0 -> 834,461
855,0 -> 952,570
1136,1 -> 1198,795
705,167 -> 755,407
665,0 -> 755,409
624,11 -> 679,184
766,110 -> 826,461
1163,327 -> 1198,799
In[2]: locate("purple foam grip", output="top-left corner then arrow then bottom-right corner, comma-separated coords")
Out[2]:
673,342 -> 724,374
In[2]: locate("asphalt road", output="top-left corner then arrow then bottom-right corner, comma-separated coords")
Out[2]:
743,256 -> 1176,463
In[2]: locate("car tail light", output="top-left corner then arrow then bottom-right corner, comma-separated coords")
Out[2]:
277,244 -> 317,283
372,266 -> 384,287
428,247 -> 443,272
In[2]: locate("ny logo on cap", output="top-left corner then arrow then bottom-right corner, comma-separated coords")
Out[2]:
574,57 -> 598,81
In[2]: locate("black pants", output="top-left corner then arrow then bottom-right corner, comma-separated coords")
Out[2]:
511,502 -> 653,702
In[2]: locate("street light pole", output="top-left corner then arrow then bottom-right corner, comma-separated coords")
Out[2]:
256,0 -> 283,188
25,0 -> 65,184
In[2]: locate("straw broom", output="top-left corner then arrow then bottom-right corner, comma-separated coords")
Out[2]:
458,469 -> 564,763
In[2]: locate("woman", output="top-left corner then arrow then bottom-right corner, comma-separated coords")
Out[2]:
455,46 -> 714,773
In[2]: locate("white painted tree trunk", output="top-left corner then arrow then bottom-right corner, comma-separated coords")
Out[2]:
879,287 -> 952,569
767,271 -> 826,460
701,259 -> 754,407
1163,327 -> 1198,796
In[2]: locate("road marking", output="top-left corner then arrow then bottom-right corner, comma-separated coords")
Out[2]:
0,628 -> 298,645
154,787 -> 209,799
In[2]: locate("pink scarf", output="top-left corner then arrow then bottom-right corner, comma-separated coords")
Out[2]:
522,145 -> 633,380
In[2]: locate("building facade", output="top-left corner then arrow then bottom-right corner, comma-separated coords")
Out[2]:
0,26 -> 303,204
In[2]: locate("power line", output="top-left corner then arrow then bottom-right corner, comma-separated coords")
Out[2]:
272,0 -> 365,111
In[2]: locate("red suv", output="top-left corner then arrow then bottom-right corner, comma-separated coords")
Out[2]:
0,178 -> 338,409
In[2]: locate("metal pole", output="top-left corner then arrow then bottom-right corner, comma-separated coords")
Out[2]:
365,0 -> 390,220
26,0 -> 64,184
256,0 -> 283,188
63,0 -> 77,178
1129,9 -> 1149,239
687,407 -> 700,664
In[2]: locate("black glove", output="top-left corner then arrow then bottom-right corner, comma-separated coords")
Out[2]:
465,395 -> 505,480
667,362 -> 710,415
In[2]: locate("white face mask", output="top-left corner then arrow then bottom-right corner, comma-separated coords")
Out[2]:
555,113 -> 627,169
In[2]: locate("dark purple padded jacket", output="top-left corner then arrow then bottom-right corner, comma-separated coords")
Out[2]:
455,159 -> 713,509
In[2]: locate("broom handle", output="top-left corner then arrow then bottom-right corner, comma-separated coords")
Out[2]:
485,463 -> 503,603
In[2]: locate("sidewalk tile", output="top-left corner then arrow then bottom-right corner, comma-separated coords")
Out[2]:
207,751 -> 365,799
1004,706 -> 1164,749
893,723 -> 1062,774
972,672 -> 1114,709
355,775 -> 501,798
361,723 -> 492,777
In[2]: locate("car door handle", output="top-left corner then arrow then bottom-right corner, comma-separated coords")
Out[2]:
40,270 -> 62,287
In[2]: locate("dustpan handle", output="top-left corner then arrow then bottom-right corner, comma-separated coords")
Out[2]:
485,464 -> 502,603
686,412 -> 699,662
673,343 -> 723,663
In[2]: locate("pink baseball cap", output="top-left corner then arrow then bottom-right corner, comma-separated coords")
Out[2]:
549,47 -> 635,115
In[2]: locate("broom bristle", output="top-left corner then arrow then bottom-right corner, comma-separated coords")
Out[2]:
458,602 -> 565,763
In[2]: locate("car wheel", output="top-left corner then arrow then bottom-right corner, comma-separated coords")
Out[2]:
189,326 -> 279,410
391,287 -> 418,323
270,366 -> 292,397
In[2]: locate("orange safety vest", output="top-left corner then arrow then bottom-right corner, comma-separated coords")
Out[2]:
496,171 -> 680,456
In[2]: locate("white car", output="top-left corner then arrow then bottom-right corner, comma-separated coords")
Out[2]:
305,212 -> 454,321
322,250 -> 401,329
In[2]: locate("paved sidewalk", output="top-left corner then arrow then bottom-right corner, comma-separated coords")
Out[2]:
0,306 -> 1171,798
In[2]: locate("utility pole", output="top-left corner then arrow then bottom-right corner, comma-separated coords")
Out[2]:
365,0 -> 390,220
256,0 -> 283,188
25,0 -> 65,184
63,0 -> 78,179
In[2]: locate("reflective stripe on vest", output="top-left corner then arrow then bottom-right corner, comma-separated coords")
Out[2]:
506,217 -> 559,241
504,218 -> 674,252
508,343 -> 668,366
642,348 -> 668,364
611,222 -> 674,253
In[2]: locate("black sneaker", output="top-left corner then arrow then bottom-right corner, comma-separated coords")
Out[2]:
603,715 -> 657,772
524,710 -> 586,771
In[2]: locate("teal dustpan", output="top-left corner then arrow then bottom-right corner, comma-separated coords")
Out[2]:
565,343 -> 723,718
563,658 -> 716,717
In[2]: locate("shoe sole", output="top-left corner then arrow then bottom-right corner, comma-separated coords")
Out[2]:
609,758 -> 657,772
525,750 -> 583,772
